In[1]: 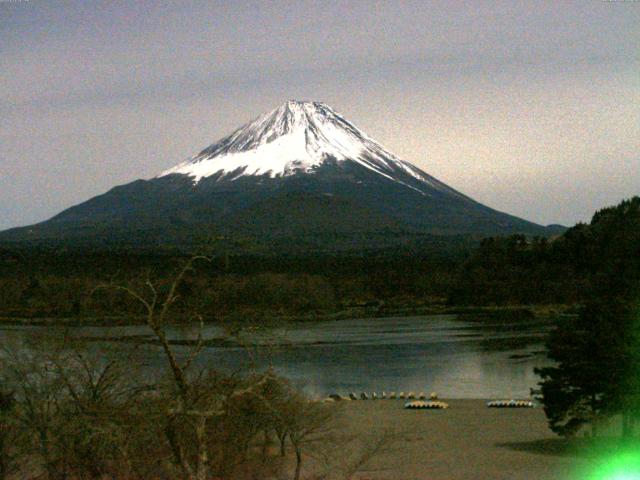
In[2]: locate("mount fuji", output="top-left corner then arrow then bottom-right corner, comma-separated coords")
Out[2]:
0,100 -> 562,251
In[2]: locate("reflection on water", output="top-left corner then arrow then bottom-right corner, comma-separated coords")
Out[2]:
0,315 -> 554,399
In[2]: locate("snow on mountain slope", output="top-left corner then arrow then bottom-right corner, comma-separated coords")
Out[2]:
0,99 -> 559,246
158,100 -> 451,195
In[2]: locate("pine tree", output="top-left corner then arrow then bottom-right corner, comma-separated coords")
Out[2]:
535,197 -> 640,437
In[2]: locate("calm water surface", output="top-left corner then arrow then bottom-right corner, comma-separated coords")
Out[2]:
0,315 -> 554,399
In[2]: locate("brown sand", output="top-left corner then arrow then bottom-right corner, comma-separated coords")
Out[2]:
325,399 -> 591,480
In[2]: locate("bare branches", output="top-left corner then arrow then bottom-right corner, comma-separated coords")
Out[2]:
98,284 -> 154,316
2,254 -> 355,480
95,256 -> 211,395
181,314 -> 205,372
158,255 -> 210,327
91,255 -> 215,480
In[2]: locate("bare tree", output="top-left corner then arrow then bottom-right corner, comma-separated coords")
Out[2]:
0,254 -> 347,480
100,256 -> 299,480
50,345 -> 145,479
0,388 -> 19,480
87,256 -> 340,480
99,255 -> 217,480
0,334 -> 150,479
283,395 -> 336,480
1,341 -> 67,479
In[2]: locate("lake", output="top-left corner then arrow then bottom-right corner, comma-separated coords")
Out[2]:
0,314 -> 554,399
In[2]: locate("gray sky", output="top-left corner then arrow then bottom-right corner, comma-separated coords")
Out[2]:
1,0 -> 639,230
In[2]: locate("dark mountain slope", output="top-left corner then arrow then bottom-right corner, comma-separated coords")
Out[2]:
0,100 -> 562,251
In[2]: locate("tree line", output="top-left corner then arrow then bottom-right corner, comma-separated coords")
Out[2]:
0,248 -> 461,321
0,225 -> 606,322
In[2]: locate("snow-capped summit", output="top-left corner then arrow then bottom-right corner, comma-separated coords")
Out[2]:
158,100 -> 444,194
0,100 -> 561,249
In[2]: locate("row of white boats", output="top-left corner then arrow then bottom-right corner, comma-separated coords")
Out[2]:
328,391 -> 439,401
325,392 -> 535,409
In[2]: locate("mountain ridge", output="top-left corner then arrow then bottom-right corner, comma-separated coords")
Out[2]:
0,100 -> 564,251
158,100 -> 468,199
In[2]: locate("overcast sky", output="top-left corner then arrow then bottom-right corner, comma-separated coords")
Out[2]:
1,0 -> 639,230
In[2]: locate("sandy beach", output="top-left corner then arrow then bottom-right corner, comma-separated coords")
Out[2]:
324,399 -> 592,480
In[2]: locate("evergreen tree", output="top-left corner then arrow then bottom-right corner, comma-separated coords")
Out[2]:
535,197 -> 640,437
535,299 -> 638,436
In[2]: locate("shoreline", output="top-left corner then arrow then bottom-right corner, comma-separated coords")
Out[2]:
0,303 -> 576,327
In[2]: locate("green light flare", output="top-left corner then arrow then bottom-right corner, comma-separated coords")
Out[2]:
583,449 -> 640,480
